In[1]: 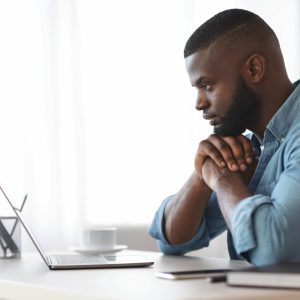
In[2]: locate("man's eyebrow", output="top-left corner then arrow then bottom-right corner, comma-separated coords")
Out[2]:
193,76 -> 206,87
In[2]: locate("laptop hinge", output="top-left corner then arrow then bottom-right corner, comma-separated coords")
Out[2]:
47,255 -> 54,265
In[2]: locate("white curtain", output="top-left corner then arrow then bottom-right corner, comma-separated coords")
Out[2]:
0,0 -> 299,251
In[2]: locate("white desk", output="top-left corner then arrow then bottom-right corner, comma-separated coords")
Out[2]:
0,250 -> 300,300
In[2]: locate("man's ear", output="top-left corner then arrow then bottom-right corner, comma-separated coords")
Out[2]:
242,53 -> 266,83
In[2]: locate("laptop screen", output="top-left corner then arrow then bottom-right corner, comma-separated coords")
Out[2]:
14,209 -> 49,265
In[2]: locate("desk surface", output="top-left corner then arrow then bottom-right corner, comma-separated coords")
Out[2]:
0,250 -> 300,300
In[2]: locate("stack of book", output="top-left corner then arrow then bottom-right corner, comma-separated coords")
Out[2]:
226,263 -> 300,289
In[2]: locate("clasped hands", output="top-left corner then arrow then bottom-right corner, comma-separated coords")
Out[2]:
195,134 -> 257,191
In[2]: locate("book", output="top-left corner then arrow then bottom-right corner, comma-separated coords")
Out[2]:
227,263 -> 300,289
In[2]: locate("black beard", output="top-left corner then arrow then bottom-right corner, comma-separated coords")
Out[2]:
214,76 -> 260,136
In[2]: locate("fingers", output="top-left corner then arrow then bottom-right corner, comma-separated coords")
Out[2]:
196,134 -> 254,172
198,139 -> 227,168
200,136 -> 238,171
222,136 -> 248,171
236,135 -> 254,164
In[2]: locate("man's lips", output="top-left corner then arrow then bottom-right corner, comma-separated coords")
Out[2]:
203,113 -> 220,126
202,113 -> 216,120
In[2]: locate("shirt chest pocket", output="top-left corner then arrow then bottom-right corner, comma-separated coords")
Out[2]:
255,180 -> 277,196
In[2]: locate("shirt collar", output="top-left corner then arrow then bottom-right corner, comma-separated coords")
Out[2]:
265,80 -> 300,144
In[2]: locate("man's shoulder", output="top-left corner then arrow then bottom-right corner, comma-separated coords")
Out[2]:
286,109 -> 300,139
281,115 -> 300,157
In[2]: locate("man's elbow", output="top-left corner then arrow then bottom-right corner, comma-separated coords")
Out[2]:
157,241 -> 187,255
243,238 -> 300,266
245,247 -> 287,266
234,206 -> 299,266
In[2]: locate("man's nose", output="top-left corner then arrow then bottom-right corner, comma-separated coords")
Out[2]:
195,91 -> 209,111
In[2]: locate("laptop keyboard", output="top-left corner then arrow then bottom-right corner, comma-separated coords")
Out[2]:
51,254 -> 107,265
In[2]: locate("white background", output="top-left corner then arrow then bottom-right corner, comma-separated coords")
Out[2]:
0,0 -> 299,250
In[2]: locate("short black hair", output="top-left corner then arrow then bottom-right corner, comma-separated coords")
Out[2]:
184,9 -> 277,58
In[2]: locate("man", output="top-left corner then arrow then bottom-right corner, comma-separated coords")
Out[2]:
149,9 -> 300,266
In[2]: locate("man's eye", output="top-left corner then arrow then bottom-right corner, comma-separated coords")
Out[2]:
202,84 -> 212,91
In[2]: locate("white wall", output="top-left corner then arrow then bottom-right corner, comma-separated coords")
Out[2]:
0,0 -> 299,253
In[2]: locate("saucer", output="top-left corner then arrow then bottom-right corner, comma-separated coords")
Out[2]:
70,245 -> 128,255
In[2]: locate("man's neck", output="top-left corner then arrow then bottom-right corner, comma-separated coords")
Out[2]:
251,80 -> 295,141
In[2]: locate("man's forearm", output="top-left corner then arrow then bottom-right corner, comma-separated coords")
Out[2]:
213,176 -> 251,230
164,171 -> 212,245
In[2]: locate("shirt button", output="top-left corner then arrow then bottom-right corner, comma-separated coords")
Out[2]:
280,136 -> 285,143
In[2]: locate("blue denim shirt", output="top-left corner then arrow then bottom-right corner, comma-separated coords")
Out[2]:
149,80 -> 300,266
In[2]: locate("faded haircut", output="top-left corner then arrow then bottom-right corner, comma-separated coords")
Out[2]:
184,9 -> 278,58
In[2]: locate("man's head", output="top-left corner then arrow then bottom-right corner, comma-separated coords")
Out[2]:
184,9 -> 289,137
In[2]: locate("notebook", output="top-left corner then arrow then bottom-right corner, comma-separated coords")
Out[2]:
227,263 -> 300,289
0,186 -> 154,270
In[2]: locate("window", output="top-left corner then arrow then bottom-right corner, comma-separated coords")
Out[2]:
0,0 -> 298,250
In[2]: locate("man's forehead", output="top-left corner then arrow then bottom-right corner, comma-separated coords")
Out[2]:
185,48 -> 211,69
185,44 -> 242,84
185,48 -> 220,82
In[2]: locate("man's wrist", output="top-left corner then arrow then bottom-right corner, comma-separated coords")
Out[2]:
188,171 -> 212,200
212,174 -> 251,229
213,174 -> 251,201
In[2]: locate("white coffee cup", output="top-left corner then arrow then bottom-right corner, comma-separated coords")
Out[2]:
79,227 -> 117,249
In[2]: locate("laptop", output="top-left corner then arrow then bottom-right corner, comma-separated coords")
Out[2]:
0,186 -> 154,270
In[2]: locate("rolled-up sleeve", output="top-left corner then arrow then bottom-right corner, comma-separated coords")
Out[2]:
232,159 -> 300,265
149,193 -> 227,255
232,195 -> 273,258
